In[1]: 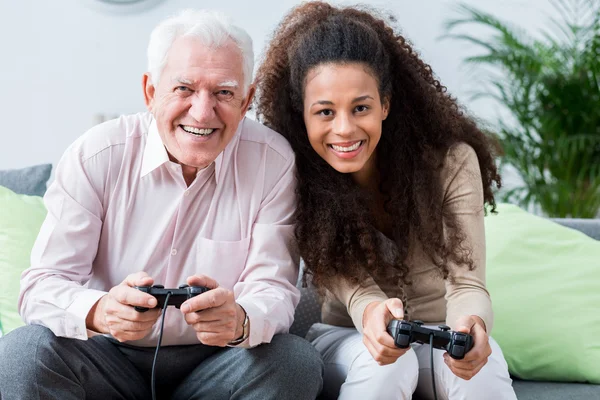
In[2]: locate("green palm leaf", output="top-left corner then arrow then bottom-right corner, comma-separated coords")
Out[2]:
445,0 -> 600,217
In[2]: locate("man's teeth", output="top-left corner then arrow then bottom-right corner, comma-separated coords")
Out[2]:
182,126 -> 214,135
330,141 -> 362,152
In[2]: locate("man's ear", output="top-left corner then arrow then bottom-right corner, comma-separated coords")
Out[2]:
240,84 -> 256,117
382,97 -> 391,120
142,73 -> 156,112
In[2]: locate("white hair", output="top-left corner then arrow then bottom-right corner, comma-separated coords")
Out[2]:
147,9 -> 254,93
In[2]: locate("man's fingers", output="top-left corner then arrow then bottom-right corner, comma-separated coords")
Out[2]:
192,319 -> 237,334
186,275 -> 219,290
181,288 -> 229,313
104,297 -> 161,322
118,305 -> 162,323
184,307 -> 234,324
112,285 -> 157,308
111,319 -> 156,333
123,272 -> 153,288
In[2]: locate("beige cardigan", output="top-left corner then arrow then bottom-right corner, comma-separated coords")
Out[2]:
321,143 -> 493,333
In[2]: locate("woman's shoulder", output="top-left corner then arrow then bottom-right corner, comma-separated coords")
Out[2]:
439,142 -> 483,191
444,142 -> 479,169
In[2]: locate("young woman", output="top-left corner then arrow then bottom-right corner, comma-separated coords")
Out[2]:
255,2 -> 516,400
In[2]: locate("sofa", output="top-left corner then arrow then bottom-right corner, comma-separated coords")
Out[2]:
1,164 -> 600,400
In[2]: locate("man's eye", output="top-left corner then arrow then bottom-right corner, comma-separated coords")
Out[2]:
176,86 -> 191,92
217,90 -> 233,97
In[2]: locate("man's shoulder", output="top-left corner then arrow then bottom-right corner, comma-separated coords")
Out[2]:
238,117 -> 294,163
70,112 -> 152,162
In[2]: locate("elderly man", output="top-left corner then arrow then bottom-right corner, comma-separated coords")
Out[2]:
0,9 -> 323,400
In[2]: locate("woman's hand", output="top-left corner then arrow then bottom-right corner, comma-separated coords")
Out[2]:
362,298 -> 409,365
444,315 -> 491,380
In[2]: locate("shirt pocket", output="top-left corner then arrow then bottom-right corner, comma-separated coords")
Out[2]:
195,236 -> 251,290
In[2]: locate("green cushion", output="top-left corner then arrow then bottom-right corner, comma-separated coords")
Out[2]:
0,185 -> 47,334
486,203 -> 600,384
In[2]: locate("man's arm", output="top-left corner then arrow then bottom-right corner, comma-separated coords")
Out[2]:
231,149 -> 302,348
19,139 -> 108,339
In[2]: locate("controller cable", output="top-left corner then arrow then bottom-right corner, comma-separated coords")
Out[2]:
429,332 -> 438,400
151,291 -> 171,400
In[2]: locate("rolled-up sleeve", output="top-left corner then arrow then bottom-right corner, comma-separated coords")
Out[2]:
233,151 -> 301,348
19,142 -> 107,340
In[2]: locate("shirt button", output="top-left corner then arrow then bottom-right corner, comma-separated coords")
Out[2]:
184,191 -> 190,197
171,249 -> 178,256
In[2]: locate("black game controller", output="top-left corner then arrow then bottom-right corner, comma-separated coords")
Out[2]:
134,284 -> 210,312
387,320 -> 474,360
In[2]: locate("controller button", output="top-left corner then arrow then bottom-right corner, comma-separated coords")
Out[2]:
153,285 -> 164,289
178,284 -> 189,289
438,325 -> 451,331
451,344 -> 465,357
413,320 -> 424,326
396,334 -> 411,347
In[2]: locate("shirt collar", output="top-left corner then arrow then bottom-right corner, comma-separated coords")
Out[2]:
140,119 -> 170,178
213,118 -> 245,184
140,117 -> 246,184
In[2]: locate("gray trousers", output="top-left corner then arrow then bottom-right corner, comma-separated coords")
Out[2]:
0,325 -> 323,400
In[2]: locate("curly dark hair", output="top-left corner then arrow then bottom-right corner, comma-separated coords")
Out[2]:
254,2 -> 501,292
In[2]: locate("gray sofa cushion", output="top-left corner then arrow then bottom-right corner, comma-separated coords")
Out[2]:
289,285 -> 321,338
552,218 -> 600,240
0,164 -> 52,197
512,380 -> 600,400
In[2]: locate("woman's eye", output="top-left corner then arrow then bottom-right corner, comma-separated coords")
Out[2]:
355,105 -> 369,112
318,109 -> 333,117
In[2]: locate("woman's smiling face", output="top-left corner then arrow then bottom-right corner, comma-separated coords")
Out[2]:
302,62 -> 389,181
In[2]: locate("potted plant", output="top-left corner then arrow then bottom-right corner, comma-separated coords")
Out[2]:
445,0 -> 600,217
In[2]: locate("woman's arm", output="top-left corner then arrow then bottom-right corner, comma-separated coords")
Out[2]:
441,143 -> 493,333
328,276 -> 389,333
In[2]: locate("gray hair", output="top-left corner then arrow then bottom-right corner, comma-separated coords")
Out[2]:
147,9 -> 254,93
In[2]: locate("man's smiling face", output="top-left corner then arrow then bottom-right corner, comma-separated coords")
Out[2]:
143,36 -> 253,170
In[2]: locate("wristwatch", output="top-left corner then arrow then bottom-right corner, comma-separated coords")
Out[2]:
227,305 -> 249,346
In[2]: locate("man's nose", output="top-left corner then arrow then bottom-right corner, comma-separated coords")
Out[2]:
189,91 -> 217,122
332,112 -> 355,137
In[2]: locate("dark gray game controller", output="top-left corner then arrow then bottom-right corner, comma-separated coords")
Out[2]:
133,284 -> 210,312
387,319 -> 474,360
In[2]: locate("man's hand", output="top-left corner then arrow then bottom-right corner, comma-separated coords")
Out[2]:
362,298 -> 409,365
86,272 -> 161,342
444,315 -> 491,380
181,275 -> 245,347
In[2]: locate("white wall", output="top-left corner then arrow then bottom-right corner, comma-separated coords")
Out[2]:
0,0 -> 559,171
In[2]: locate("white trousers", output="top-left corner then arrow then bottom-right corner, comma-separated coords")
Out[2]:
306,323 -> 517,400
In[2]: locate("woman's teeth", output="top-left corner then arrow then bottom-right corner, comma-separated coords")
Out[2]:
182,125 -> 214,136
330,141 -> 362,152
